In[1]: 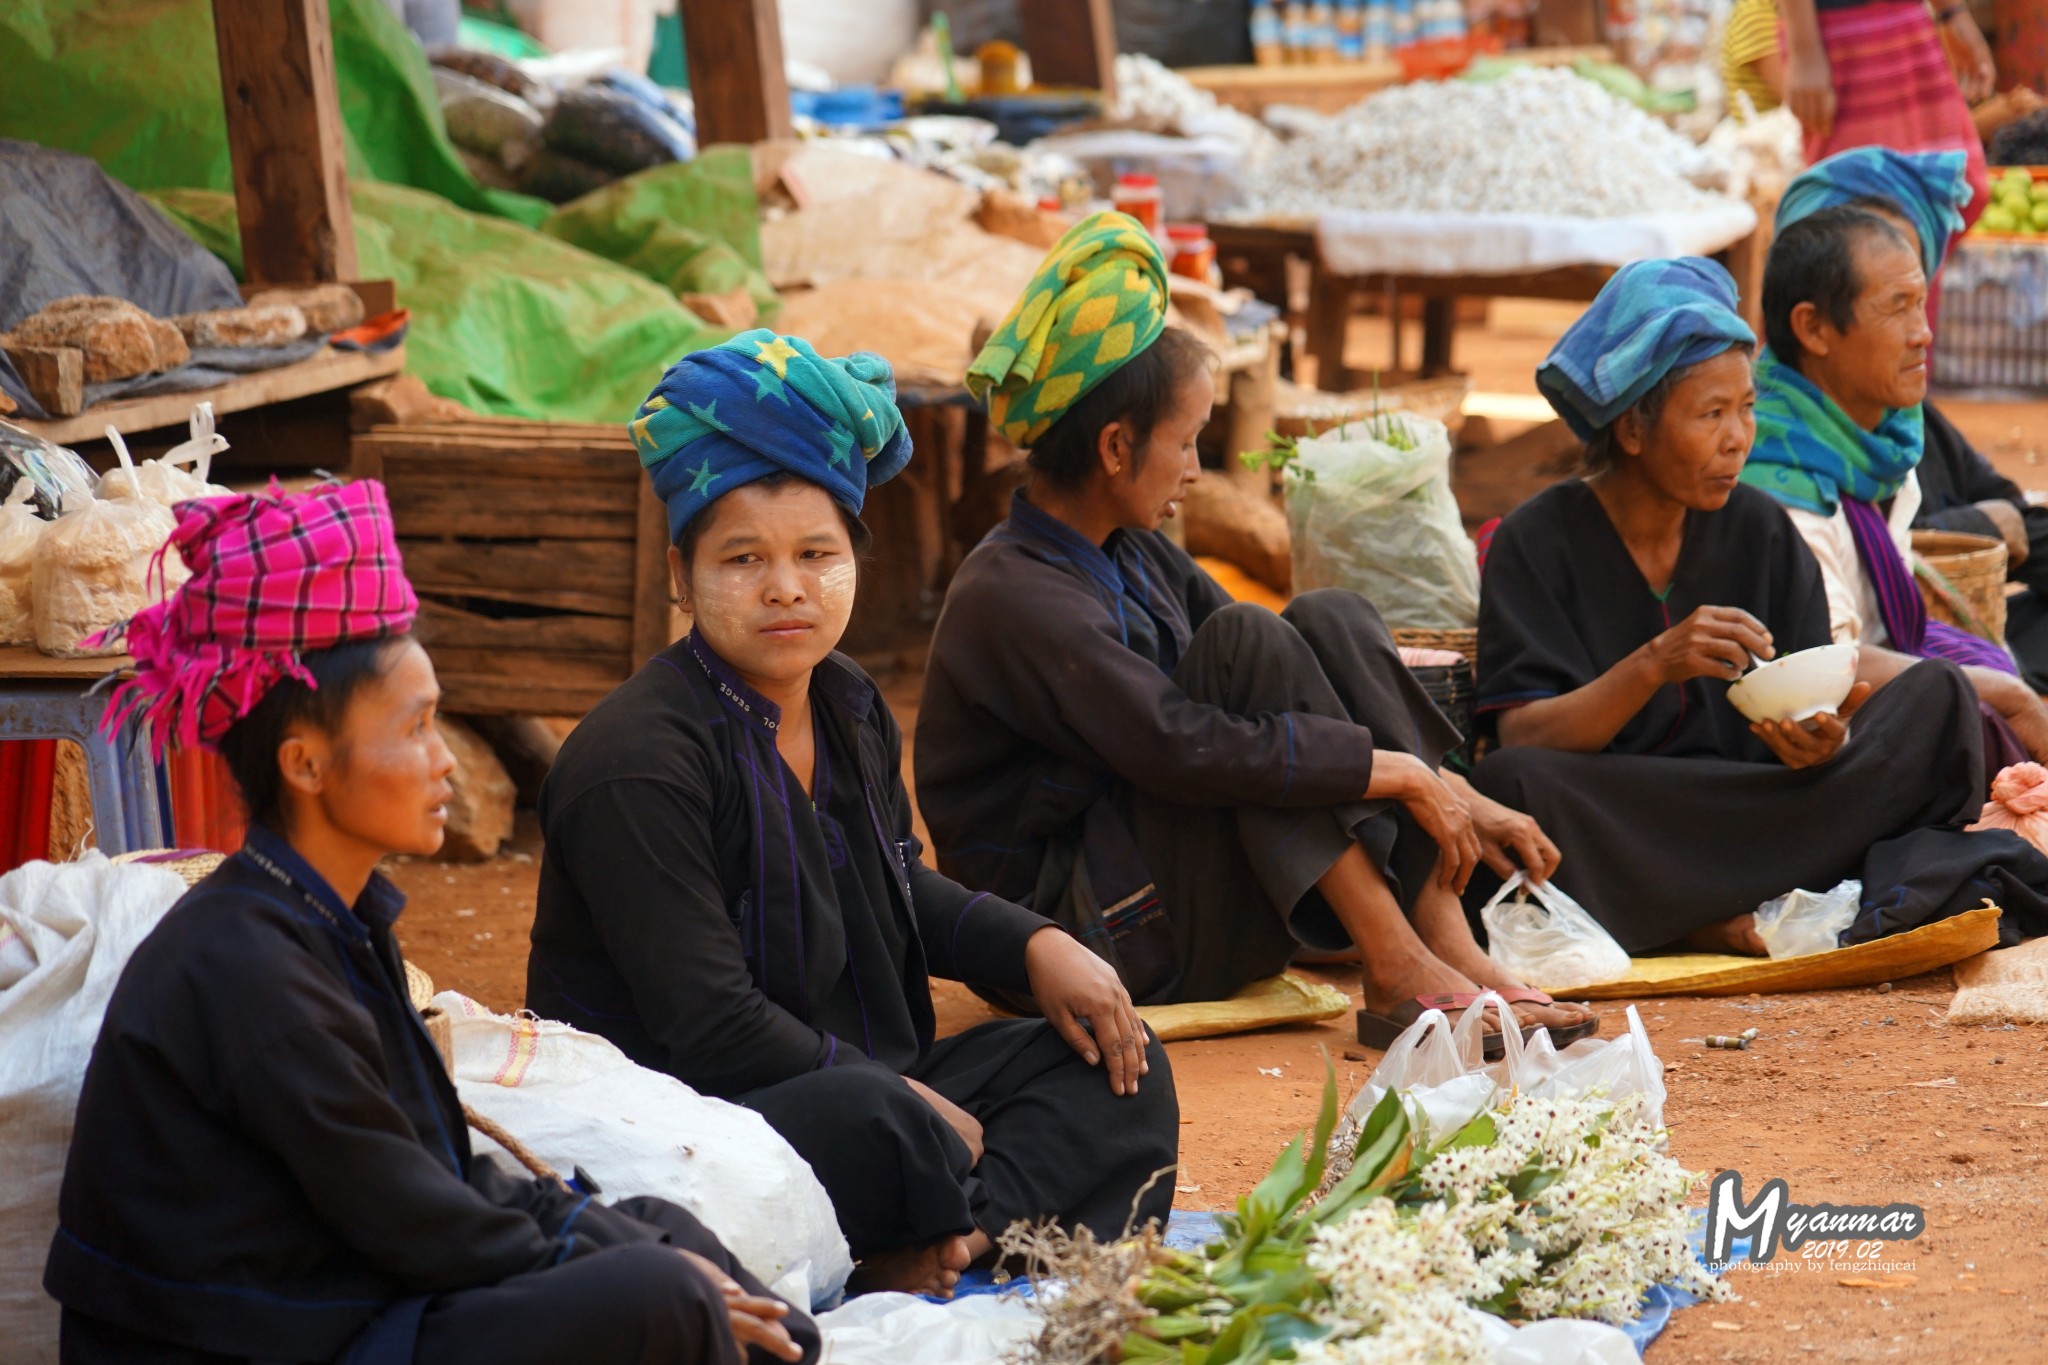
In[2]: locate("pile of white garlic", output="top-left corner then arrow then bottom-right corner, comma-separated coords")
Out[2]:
1246,67 -> 1735,219
1108,53 -> 1282,168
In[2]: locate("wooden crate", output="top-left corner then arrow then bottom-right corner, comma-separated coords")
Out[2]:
352,419 -> 671,717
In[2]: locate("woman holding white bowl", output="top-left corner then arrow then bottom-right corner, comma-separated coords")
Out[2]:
1467,258 -> 1992,956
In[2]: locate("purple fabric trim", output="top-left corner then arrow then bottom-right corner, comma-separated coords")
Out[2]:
1923,621 -> 2019,676
1841,497 -> 1926,654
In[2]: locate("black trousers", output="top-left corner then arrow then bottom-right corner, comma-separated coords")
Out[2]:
58,1200 -> 819,1365
740,1018 -> 1178,1261
413,1198 -> 820,1365
1466,657 -> 1986,953
1130,590 -> 1463,1003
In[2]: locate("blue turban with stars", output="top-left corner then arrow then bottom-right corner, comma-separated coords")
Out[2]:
630,329 -> 913,541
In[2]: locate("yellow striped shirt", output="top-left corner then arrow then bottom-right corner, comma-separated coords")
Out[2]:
1721,0 -> 1783,118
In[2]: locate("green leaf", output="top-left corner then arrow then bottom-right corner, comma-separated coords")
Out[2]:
1439,1112 -> 1497,1152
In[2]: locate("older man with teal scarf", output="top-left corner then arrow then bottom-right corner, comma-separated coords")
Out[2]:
1745,186 -> 2048,765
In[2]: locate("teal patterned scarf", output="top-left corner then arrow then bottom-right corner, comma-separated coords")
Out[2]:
1740,348 -> 1923,517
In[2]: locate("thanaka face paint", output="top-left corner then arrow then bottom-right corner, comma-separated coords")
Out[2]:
678,481 -> 859,691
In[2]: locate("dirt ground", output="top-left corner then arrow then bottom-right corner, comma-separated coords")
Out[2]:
389,310 -> 2048,1363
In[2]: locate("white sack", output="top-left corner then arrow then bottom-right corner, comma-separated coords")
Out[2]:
435,992 -> 853,1309
0,855 -> 189,1365
816,1291 -> 1040,1365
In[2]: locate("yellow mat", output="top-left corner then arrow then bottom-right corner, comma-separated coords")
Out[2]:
1542,905 -> 2002,999
1195,556 -> 1290,612
1136,972 -> 1351,1042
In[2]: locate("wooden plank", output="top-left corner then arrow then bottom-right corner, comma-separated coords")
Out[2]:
1534,0 -> 1604,47
678,0 -> 792,145
431,671 -> 619,718
630,480 -> 676,666
385,479 -> 638,540
1181,59 -> 1402,115
12,345 -> 403,446
418,648 -> 629,688
415,600 -> 632,654
1017,0 -> 1118,99
210,0 -> 359,285
0,647 -> 132,682
400,539 -> 637,614
3,345 -> 84,418
369,445 -> 638,484
367,421 -> 632,444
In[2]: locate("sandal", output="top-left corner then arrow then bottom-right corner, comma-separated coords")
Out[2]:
1355,991 -> 1601,1058
1486,986 -> 1602,1050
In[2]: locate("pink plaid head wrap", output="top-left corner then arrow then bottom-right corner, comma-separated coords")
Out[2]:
100,480 -> 419,755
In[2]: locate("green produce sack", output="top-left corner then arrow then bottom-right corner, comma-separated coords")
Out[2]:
0,0 -> 547,226
541,150 -> 777,321
150,182 -> 720,423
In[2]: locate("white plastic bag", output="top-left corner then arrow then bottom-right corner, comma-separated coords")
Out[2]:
31,490 -> 176,657
94,420 -> 224,507
1284,412 -> 1479,629
0,482 -> 48,644
0,855 -> 190,1364
1754,879 -> 1860,959
1352,991 -> 1667,1141
1479,871 -> 1633,990
815,1291 -> 1040,1365
433,993 -> 853,1309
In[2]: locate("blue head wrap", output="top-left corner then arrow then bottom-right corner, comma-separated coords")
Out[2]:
1777,148 -> 1970,282
630,329 -> 914,541
1536,258 -> 1756,442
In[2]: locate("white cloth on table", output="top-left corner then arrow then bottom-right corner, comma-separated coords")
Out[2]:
1784,471 -> 1922,647
1313,200 -> 1759,277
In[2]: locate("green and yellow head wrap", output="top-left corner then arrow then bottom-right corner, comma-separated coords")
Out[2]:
966,211 -> 1169,447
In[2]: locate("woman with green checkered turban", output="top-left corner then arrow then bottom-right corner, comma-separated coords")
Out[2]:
921,213 -> 1597,1056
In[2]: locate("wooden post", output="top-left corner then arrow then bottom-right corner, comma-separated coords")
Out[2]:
210,0 -> 358,285
679,0 -> 793,146
1018,0 -> 1119,102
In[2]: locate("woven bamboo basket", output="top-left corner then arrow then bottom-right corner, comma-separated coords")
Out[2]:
1392,626 -> 1478,665
1912,529 -> 2008,644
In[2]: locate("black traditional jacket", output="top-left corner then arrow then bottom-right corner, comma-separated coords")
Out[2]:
46,826 -> 655,1364
528,634 -> 1051,1098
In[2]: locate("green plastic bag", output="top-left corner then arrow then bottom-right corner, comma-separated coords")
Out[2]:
541,150 -> 777,321
150,182 -> 720,423
0,0 -> 546,226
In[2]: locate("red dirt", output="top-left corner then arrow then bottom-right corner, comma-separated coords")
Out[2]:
388,317 -> 2048,1363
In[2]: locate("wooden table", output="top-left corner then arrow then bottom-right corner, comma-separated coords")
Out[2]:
1211,218 -> 1763,391
9,345 -> 405,447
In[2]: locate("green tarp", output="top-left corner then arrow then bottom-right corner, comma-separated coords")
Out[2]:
151,181 -> 725,423
2,0 -> 773,422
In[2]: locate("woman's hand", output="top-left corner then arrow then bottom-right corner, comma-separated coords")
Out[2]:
1463,786 -> 1563,886
1750,682 -> 1871,769
1368,752 -> 1482,893
1783,29 -> 1835,140
1976,499 -> 2031,567
1646,605 -> 1775,685
904,1077 -> 985,1163
675,1249 -> 805,1363
1940,8 -> 1997,105
1024,927 -> 1149,1096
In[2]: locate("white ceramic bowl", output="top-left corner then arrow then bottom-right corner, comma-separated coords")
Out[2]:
1725,643 -> 1859,724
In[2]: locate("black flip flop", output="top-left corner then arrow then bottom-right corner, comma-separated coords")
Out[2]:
1355,992 -> 1537,1061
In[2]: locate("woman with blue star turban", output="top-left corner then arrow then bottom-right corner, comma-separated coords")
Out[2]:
528,329 -> 1179,1300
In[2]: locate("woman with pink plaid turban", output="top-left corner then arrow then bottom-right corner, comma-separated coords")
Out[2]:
47,481 -> 816,1365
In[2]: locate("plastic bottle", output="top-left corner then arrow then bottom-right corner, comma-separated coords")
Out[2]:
1250,0 -> 1285,65
1113,173 -> 1163,236
1166,223 -> 1218,284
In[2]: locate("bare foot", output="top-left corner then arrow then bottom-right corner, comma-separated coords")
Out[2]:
1684,913 -> 1768,956
846,1235 -> 974,1298
1410,884 -> 1595,1031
